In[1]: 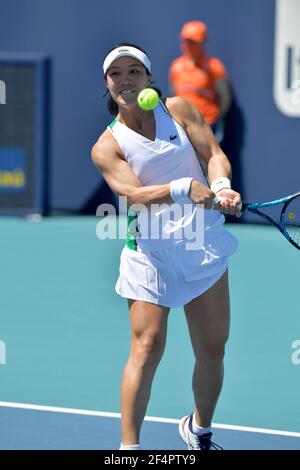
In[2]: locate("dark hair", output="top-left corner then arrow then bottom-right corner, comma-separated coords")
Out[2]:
103,42 -> 161,116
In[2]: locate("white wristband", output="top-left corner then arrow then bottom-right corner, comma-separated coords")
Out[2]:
210,177 -> 231,194
170,177 -> 193,203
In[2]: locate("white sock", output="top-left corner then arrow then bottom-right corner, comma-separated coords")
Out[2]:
119,443 -> 141,450
191,414 -> 212,436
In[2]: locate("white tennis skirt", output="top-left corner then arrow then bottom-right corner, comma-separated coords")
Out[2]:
115,229 -> 238,308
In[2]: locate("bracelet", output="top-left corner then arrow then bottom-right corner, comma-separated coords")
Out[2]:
210,177 -> 231,194
170,177 -> 193,203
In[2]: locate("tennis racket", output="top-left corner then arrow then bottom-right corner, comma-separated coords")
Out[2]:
216,192 -> 300,250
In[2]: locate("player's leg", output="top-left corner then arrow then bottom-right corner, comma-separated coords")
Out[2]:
184,270 -> 230,428
121,299 -> 170,446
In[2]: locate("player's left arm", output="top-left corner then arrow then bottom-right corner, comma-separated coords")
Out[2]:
166,96 -> 241,216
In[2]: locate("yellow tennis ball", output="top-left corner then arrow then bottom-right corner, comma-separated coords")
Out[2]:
137,88 -> 159,111
288,212 -> 295,219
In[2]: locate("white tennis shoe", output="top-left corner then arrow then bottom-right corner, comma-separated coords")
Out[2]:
179,414 -> 223,450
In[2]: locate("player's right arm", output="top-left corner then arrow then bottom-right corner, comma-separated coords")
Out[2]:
91,131 -> 172,207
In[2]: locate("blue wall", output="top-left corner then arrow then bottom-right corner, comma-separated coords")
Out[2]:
0,0 -> 299,212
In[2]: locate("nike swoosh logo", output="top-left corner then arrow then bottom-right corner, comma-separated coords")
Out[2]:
170,134 -> 178,141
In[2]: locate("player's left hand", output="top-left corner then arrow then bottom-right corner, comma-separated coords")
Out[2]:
214,188 -> 242,217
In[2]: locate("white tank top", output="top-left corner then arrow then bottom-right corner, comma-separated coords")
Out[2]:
108,100 -> 224,251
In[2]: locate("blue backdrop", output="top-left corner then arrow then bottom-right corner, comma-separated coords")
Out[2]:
0,0 -> 299,212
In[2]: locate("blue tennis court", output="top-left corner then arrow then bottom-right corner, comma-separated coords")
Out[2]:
1,403 -> 300,450
0,217 -> 299,450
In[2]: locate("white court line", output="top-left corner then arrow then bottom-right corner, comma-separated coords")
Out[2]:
0,401 -> 300,439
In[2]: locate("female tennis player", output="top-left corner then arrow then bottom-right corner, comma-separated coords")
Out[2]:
92,43 -> 241,450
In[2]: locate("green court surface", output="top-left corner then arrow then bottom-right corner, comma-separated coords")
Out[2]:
0,216 -> 299,435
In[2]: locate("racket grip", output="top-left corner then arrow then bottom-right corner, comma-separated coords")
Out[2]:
212,196 -> 219,209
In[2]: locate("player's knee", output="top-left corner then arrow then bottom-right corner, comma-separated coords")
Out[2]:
200,338 -> 228,362
132,332 -> 165,368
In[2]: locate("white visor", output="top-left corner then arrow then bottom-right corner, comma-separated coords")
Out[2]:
103,46 -> 151,75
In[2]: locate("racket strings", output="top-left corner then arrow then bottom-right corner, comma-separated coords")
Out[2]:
284,197 -> 300,248
285,224 -> 300,248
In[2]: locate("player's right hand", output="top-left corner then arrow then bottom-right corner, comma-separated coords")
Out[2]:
213,188 -> 242,217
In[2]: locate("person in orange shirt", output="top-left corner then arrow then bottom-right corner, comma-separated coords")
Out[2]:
169,21 -> 232,142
